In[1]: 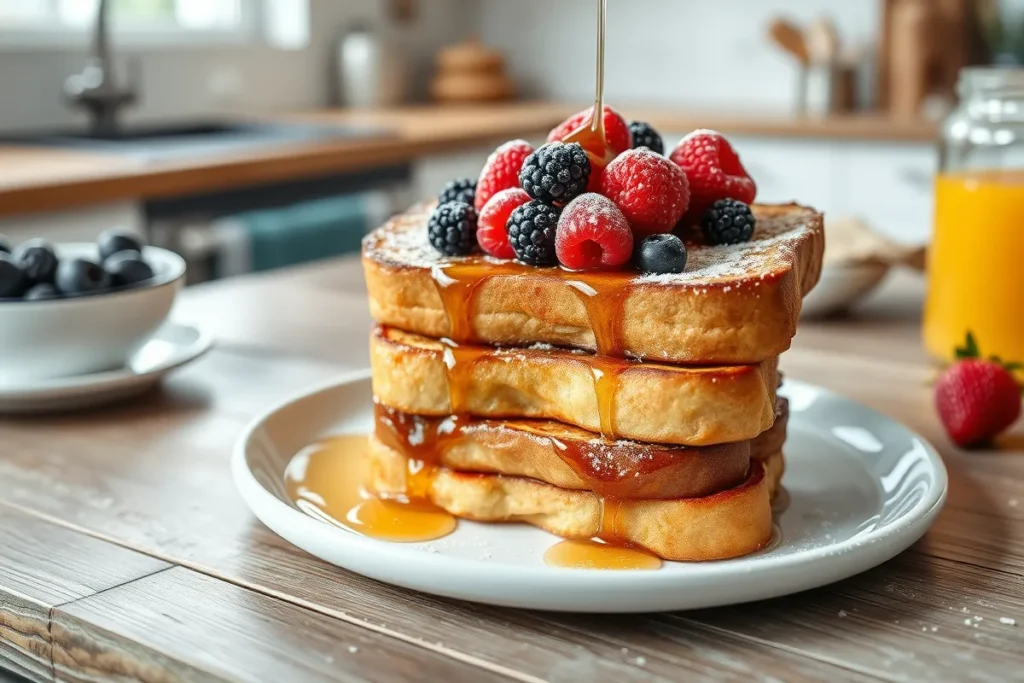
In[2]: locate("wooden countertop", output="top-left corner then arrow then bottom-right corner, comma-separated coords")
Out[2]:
0,104 -> 938,219
1,262 -> 1022,682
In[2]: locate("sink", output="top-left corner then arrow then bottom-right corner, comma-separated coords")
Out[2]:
0,120 -> 392,162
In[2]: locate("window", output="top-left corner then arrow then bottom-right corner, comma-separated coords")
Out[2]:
0,0 -> 252,44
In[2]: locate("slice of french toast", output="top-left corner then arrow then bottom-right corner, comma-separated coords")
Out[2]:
363,203 -> 824,364
374,398 -> 788,500
371,326 -> 779,447
368,435 -> 779,562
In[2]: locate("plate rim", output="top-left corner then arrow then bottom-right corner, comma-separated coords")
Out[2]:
232,370 -> 948,610
0,321 -> 213,400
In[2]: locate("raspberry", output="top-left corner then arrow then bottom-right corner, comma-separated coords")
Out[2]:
428,201 -> 478,256
600,148 -> 690,237
701,199 -> 756,245
477,188 -> 531,259
548,105 -> 632,156
475,140 -> 534,212
438,177 -> 476,206
519,142 -> 591,204
555,194 -> 633,270
629,121 -> 664,155
507,201 -> 561,266
670,130 -> 756,221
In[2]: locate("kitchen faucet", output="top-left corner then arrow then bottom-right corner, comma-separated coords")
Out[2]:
64,0 -> 138,136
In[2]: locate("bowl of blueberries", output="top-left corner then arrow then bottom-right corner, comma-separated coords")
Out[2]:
0,229 -> 186,386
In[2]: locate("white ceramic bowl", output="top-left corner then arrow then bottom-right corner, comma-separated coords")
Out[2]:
0,244 -> 185,386
801,261 -> 890,319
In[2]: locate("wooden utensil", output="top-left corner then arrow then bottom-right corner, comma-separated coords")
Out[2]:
769,19 -> 809,65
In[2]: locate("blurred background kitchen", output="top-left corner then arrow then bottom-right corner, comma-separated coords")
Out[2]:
0,0 -> 1018,289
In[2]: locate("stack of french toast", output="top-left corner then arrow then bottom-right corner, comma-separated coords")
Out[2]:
362,107 -> 824,561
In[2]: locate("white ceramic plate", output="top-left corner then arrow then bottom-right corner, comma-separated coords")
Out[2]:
233,372 -> 947,613
0,322 -> 211,414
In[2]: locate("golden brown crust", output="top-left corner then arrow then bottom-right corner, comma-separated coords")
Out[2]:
374,398 -> 788,499
368,434 -> 778,562
362,203 -> 824,364
371,326 -> 779,446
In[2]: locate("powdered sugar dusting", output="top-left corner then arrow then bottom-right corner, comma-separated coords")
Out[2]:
637,212 -> 814,284
365,202 -> 818,285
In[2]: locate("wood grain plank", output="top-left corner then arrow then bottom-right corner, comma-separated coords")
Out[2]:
51,567 -> 513,683
0,507 -> 168,682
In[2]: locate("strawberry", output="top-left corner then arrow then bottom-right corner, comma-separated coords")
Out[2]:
600,148 -> 690,237
547,105 -> 633,157
477,188 -> 531,259
669,129 -> 756,222
935,333 -> 1022,447
555,193 -> 634,270
475,140 -> 534,212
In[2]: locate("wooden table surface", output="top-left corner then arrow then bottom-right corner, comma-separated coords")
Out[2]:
1,260 -> 1021,683
0,104 -> 938,219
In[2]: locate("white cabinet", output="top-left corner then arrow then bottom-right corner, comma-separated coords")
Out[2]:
837,143 -> 936,244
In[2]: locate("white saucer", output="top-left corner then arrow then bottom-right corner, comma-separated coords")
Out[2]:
233,372 -> 947,613
0,322 -> 212,414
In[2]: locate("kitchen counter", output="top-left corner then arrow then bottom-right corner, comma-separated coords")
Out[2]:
0,263 -> 1022,682
0,104 -> 939,219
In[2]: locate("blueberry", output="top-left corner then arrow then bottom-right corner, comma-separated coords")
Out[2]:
56,257 -> 109,296
104,250 -> 154,287
0,252 -> 25,298
24,283 -> 60,301
633,234 -> 688,275
0,234 -> 11,254
98,229 -> 145,262
13,238 -> 59,286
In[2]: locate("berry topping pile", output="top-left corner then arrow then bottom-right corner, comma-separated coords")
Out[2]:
935,333 -> 1022,448
0,229 -> 157,302
427,107 -> 760,273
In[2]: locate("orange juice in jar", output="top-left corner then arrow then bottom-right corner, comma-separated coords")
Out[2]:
924,69 -> 1024,367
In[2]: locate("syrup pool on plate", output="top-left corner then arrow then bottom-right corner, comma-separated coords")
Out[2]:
284,434 -> 456,542
544,539 -> 662,570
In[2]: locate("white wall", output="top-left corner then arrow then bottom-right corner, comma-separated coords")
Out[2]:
0,0 -> 476,131
479,0 -> 879,112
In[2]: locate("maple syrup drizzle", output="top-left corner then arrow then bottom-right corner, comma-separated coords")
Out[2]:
284,434 -> 455,543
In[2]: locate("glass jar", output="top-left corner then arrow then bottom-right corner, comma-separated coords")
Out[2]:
924,67 -> 1024,367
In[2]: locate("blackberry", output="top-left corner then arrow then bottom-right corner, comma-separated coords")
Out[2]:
0,234 -> 10,254
519,142 -> 590,204
428,201 -> 478,256
506,201 -> 561,266
629,121 -> 664,155
438,177 -> 477,206
701,199 -> 756,246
